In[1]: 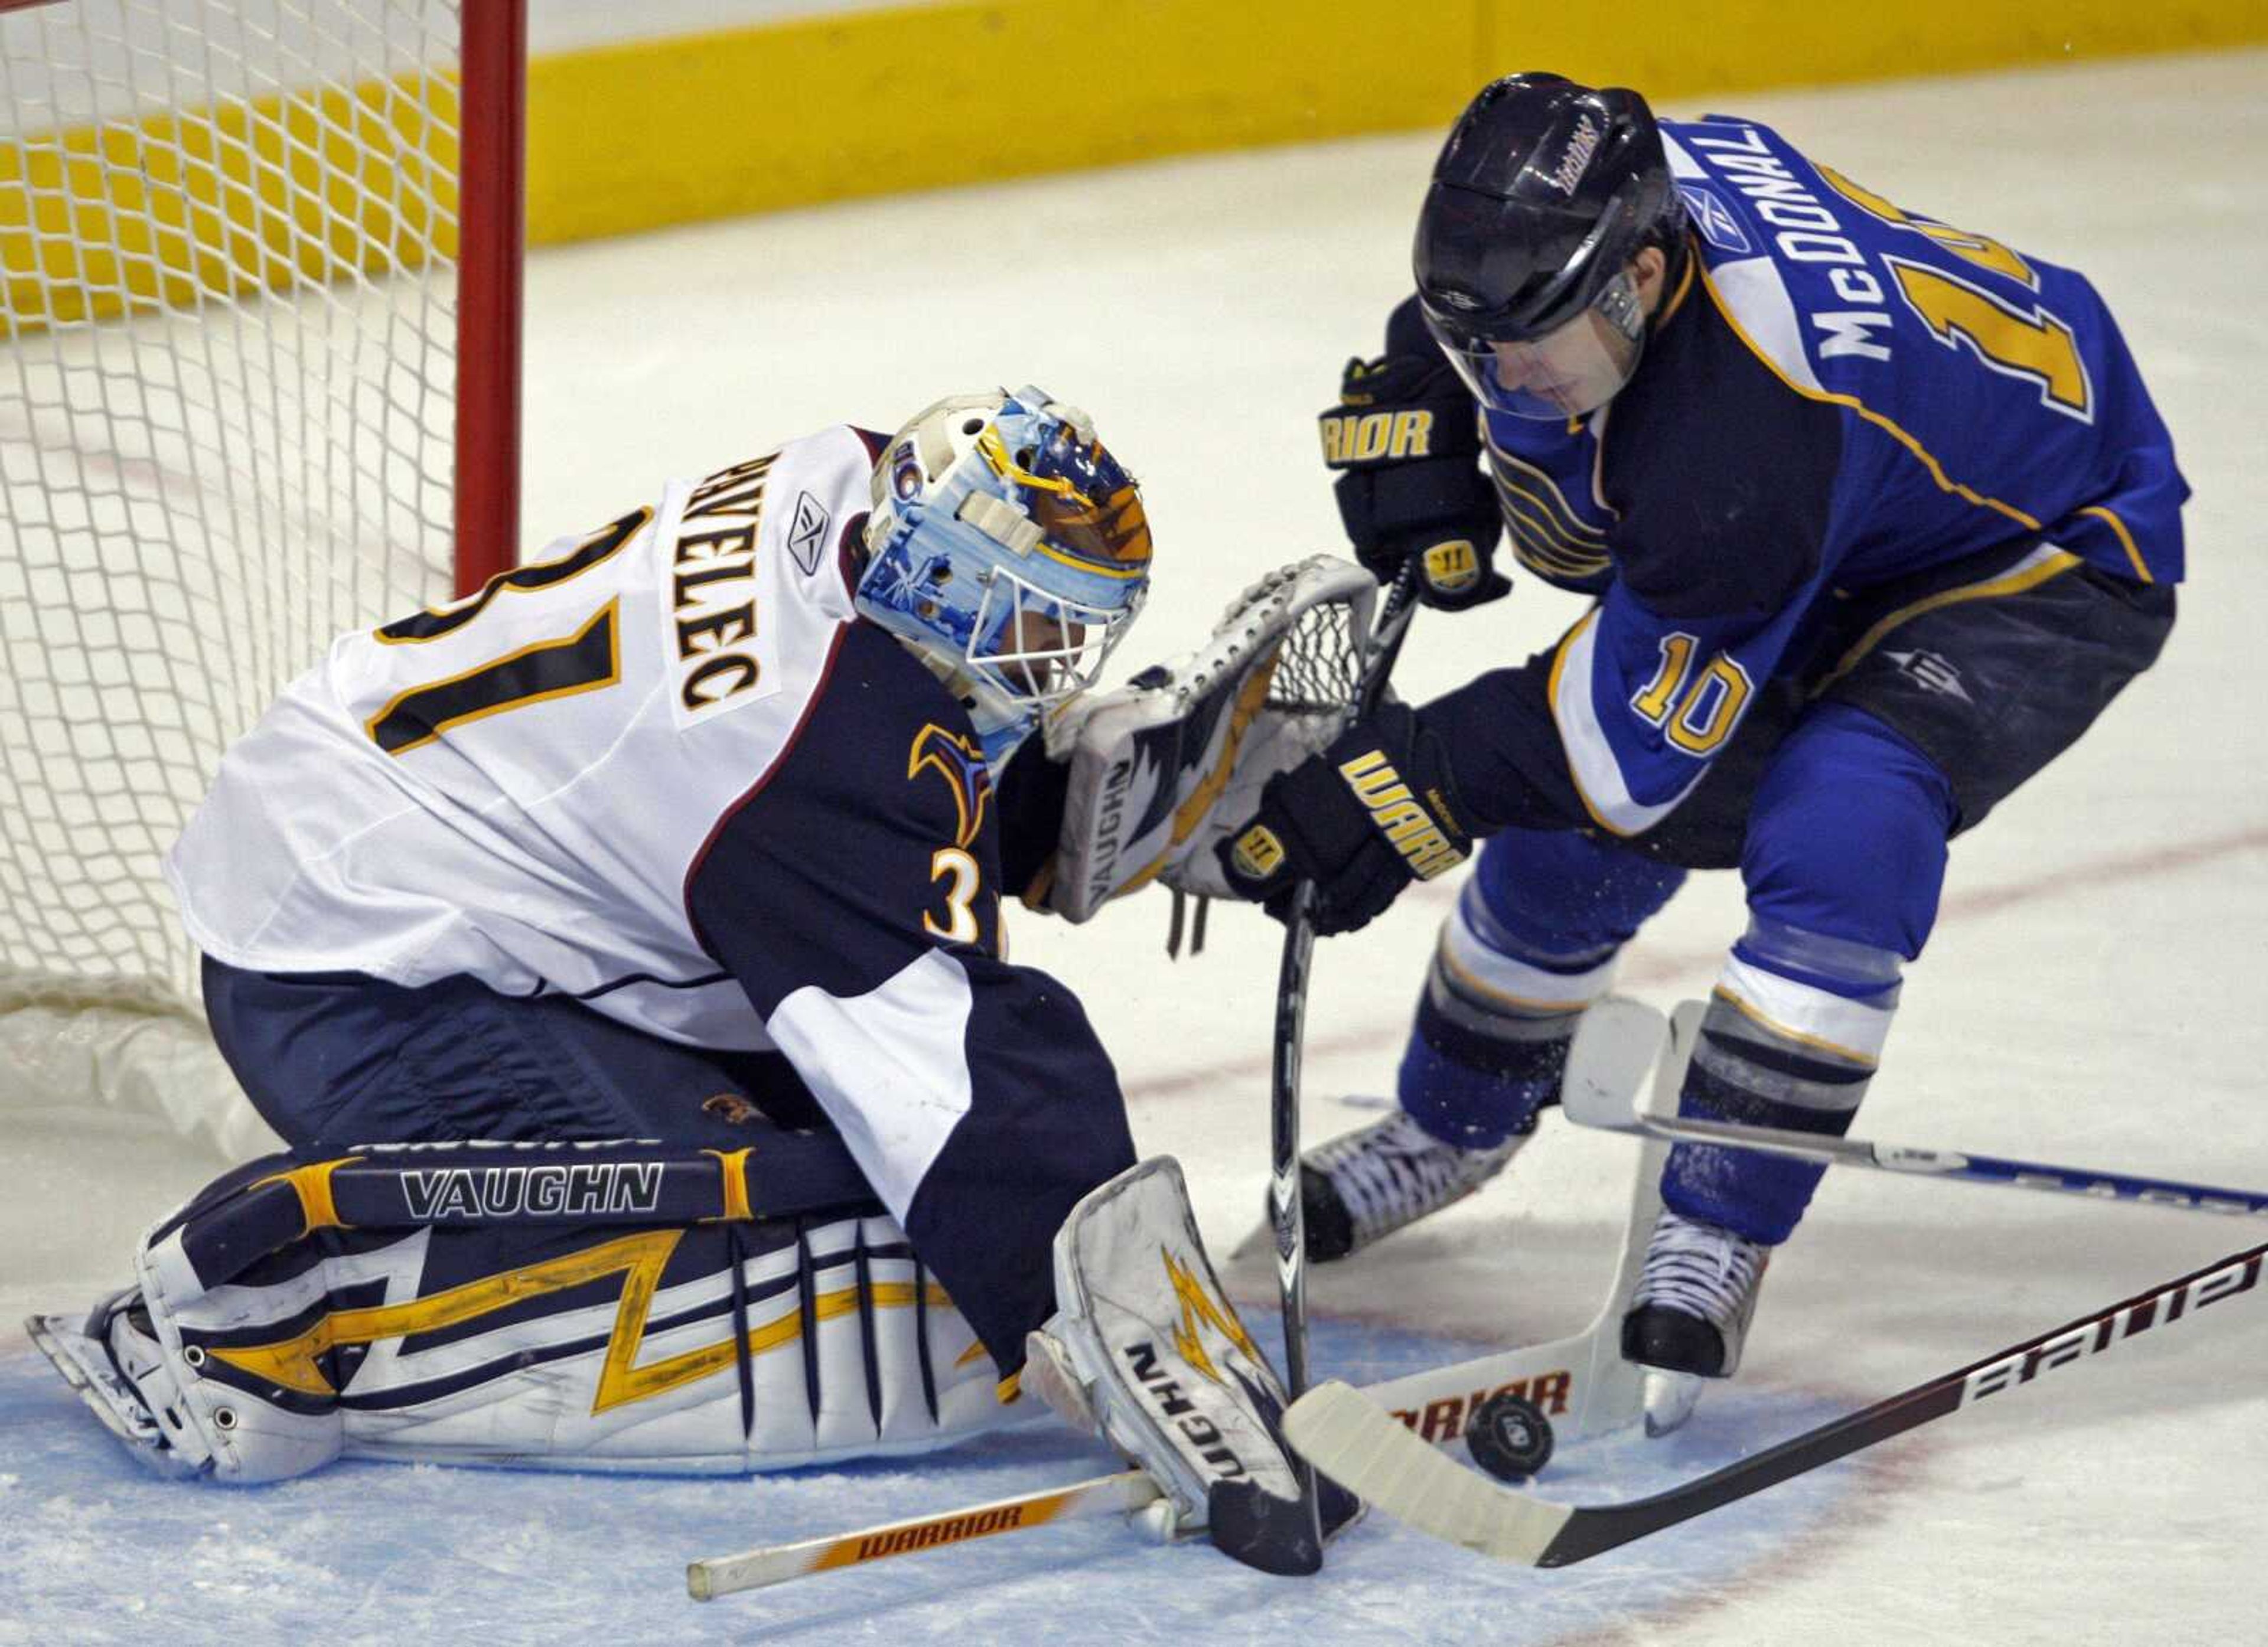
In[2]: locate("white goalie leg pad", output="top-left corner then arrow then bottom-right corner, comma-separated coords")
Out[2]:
315,1215 -> 1018,1476
1025,1157 -> 1301,1525
58,1206 -> 1021,1483
1042,555 -> 1373,919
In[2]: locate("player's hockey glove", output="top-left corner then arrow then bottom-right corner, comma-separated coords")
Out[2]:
1214,700 -> 1474,935
1319,352 -> 1510,613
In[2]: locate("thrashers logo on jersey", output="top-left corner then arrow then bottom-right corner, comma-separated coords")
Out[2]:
908,724 -> 992,849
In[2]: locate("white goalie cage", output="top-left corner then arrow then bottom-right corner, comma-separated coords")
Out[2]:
0,0 -> 523,1154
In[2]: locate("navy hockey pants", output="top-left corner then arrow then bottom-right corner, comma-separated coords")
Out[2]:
1469,544 -> 2176,959
202,958 -> 847,1162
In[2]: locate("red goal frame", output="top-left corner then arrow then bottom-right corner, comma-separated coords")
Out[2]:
0,0 -> 526,595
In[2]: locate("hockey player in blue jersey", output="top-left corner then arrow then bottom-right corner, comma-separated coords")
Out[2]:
1220,74 -> 2184,1424
31,386 -> 1362,1573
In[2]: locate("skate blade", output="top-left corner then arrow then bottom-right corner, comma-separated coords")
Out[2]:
1641,1368 -> 1706,1437
25,1311 -> 203,1477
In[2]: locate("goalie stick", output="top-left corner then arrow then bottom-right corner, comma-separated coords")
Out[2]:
1285,1232 -> 2267,1567
1566,1001 -> 2268,1219
686,1469 -> 1165,1599
686,999 -> 1671,1600
1264,558 -> 1422,1551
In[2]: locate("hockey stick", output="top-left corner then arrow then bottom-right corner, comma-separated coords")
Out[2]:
686,1469 -> 1166,1598
1285,1234 -> 2267,1567
687,1000 -> 1671,1600
1566,1000 -> 2268,1218
1265,559 -> 1423,1547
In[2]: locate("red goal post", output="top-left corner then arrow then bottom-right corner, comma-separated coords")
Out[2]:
1,0 -> 525,1153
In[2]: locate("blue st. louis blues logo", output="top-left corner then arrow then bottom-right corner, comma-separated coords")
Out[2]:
1678,183 -> 1750,255
908,723 -> 992,849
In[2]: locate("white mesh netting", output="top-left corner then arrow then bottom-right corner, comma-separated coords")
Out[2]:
2,0 -> 477,1154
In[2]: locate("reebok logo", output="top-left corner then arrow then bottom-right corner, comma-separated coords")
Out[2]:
786,490 -> 832,578
1885,648 -> 1972,703
1677,183 -> 1751,255
1337,751 -> 1462,879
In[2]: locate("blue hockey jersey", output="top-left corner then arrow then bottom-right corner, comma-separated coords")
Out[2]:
1425,112 -> 2186,839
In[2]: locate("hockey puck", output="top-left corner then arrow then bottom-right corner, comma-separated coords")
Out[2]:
1135,1496 -> 1181,1544
1464,1391 -> 1555,1482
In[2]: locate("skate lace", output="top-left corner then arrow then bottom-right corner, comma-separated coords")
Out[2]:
1311,1111 -> 1514,1242
1634,1211 -> 1768,1330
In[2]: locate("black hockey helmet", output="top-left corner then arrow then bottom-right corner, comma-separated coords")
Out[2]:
1416,74 -> 1683,418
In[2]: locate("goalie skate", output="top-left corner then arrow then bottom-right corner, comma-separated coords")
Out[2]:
26,1292 -> 210,1478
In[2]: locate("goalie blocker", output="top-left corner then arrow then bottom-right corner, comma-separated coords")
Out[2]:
1025,1157 -> 1357,1575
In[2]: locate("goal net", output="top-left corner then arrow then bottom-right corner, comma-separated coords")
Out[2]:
1,0 -> 522,1155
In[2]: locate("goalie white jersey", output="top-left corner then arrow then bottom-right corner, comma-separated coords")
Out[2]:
170,427 -> 876,1049
169,423 -> 1139,1366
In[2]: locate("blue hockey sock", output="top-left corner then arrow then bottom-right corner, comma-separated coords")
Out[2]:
1397,986 -> 1568,1150
1661,924 -> 1900,1244
1398,836 -> 1679,1150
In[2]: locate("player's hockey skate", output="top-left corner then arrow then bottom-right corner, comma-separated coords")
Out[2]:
1299,1110 -> 1524,1261
1619,1207 -> 1771,1436
1027,1156 -> 1353,1575
27,1290 -> 211,1478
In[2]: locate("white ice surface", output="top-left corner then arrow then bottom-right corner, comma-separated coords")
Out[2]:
6,47 -> 2266,1646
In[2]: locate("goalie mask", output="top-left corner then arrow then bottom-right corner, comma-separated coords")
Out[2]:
859,387 -> 1153,771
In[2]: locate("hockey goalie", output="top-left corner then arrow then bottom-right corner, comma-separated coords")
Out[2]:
30,387 -> 1367,1574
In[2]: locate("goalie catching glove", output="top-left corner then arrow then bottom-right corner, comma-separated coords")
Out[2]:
1214,699 -> 1475,935
1320,352 -> 1510,613
1036,556 -> 1376,921
1024,1157 -> 1357,1575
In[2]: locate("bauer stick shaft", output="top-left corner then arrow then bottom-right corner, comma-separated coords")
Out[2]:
1287,1235 -> 2268,1567
1564,1000 -> 2268,1218
1267,561 -> 1422,1538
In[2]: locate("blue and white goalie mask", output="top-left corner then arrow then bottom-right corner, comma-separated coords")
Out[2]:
859,387 -> 1153,769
